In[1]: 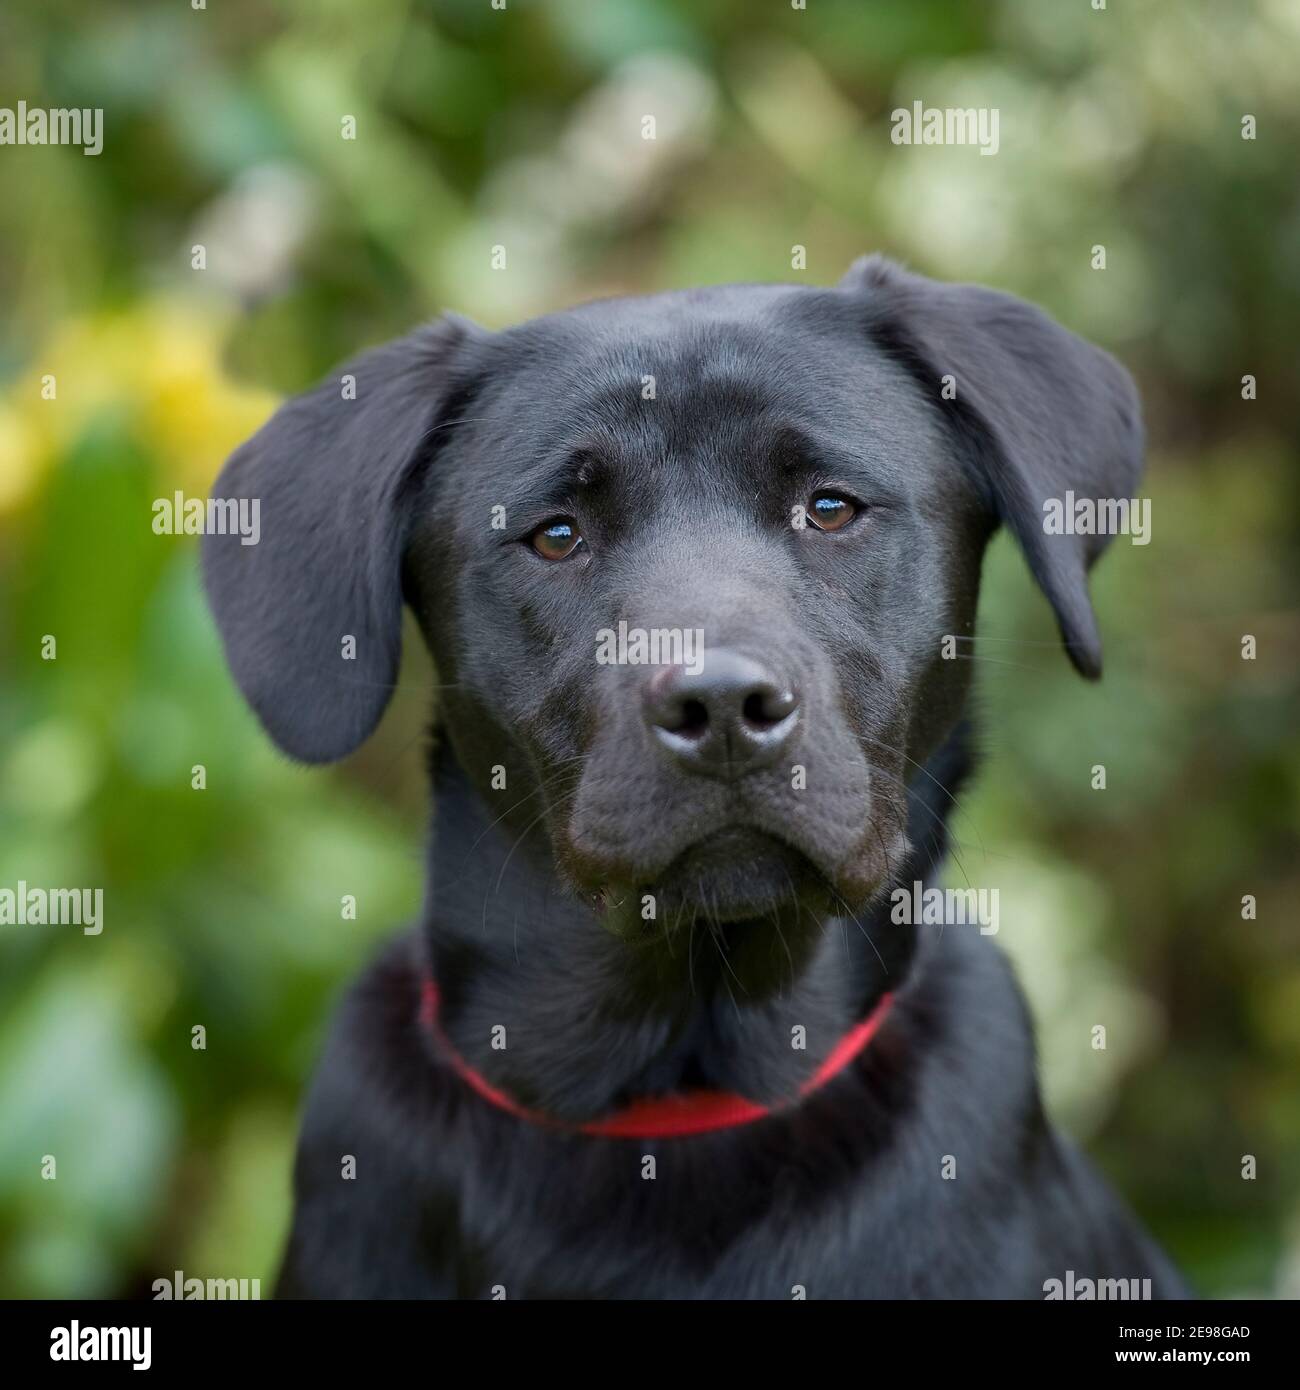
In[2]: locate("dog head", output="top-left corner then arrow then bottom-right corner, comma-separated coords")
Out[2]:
204,257 -> 1142,959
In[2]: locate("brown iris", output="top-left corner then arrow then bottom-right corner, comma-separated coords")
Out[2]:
807,492 -> 857,532
530,517 -> 583,561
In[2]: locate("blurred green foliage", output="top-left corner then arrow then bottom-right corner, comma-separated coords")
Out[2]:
1,0 -> 1297,1298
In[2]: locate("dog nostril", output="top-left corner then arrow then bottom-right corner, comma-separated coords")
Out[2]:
677,698 -> 709,739
742,687 -> 797,731
742,691 -> 775,730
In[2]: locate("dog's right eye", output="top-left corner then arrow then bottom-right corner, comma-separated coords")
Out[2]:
806,491 -> 858,533
529,517 -> 583,561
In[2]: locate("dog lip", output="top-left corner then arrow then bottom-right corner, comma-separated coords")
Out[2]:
669,824 -> 786,866
576,822 -> 829,895
644,826 -> 827,923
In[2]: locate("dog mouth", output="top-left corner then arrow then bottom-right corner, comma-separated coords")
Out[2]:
592,827 -> 837,938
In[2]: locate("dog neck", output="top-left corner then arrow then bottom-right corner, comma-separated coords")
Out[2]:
420,729 -> 970,1124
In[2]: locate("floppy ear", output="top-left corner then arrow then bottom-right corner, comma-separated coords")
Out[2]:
202,315 -> 480,762
840,255 -> 1144,678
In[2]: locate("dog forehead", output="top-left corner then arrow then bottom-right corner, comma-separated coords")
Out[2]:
504,289 -> 811,407
474,285 -> 900,454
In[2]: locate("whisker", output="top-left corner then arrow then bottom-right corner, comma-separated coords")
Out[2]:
482,801 -> 555,935
856,731 -> 989,875
944,653 -> 1052,675
824,879 -> 888,976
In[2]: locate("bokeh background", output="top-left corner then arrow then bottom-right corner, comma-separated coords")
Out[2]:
1,0 -> 1297,1299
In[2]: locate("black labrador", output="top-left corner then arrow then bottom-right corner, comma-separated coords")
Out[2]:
203,256 -> 1187,1299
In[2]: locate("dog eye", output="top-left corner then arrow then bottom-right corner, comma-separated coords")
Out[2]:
530,517 -> 583,561
806,492 -> 857,533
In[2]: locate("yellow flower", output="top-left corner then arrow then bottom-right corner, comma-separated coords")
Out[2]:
0,300 -> 279,516
0,403 -> 42,513
136,304 -> 279,496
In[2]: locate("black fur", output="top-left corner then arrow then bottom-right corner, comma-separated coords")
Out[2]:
204,257 -> 1186,1299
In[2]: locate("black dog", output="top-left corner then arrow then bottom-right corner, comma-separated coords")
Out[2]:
204,256 -> 1187,1298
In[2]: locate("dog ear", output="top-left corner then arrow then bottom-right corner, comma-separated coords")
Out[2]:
840,255 -> 1144,678
202,315 -> 480,762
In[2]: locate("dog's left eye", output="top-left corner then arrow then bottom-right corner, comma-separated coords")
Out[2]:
806,491 -> 858,533
529,517 -> 584,561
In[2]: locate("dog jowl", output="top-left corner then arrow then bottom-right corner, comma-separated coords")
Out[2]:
203,256 -> 1187,1299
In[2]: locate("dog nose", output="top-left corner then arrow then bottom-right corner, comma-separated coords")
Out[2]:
642,650 -> 800,777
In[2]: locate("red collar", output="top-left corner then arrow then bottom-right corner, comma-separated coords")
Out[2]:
419,977 -> 894,1139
